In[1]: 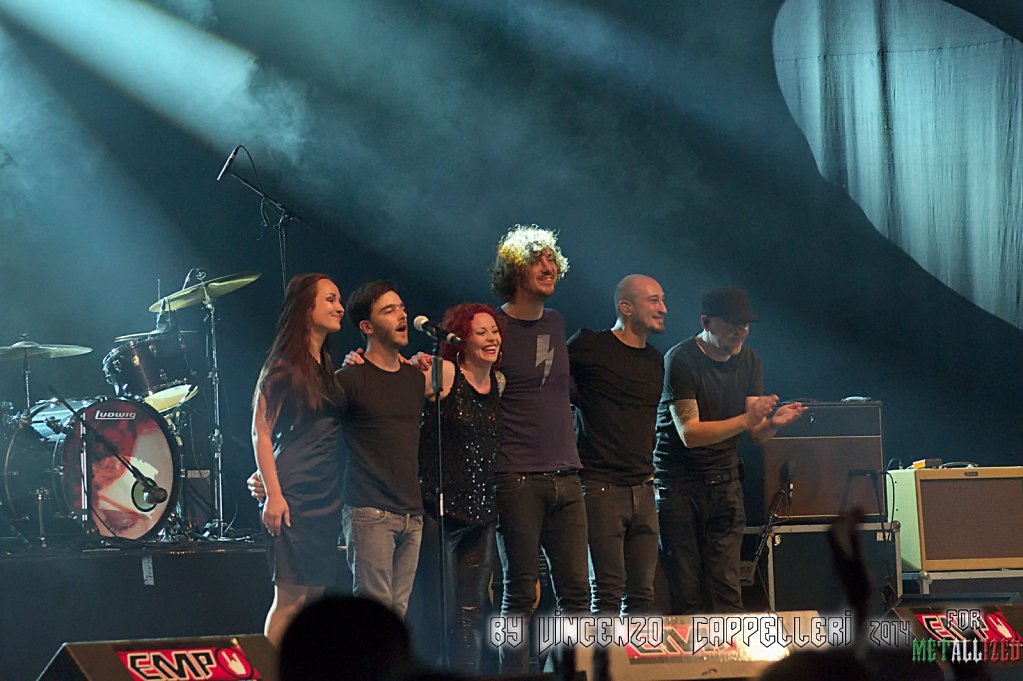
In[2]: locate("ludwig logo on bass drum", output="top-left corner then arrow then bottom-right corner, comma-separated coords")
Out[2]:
96,410 -> 137,420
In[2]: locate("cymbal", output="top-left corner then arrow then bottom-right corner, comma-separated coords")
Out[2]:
0,341 -> 93,361
114,330 -> 199,343
148,271 -> 261,313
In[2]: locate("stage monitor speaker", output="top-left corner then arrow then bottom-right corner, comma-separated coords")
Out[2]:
581,611 -> 821,680
889,466 -> 1023,571
892,602 -> 1023,646
37,634 -> 276,681
762,401 -> 884,520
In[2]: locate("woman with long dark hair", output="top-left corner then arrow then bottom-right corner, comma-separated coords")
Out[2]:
252,273 -> 345,645
415,302 -> 504,674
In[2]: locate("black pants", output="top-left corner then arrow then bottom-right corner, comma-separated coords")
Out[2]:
495,471 -> 589,674
412,516 -> 496,675
657,478 -> 745,615
583,478 -> 659,615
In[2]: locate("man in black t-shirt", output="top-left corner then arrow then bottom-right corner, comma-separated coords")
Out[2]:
654,287 -> 805,614
337,280 -> 426,619
568,274 -> 666,615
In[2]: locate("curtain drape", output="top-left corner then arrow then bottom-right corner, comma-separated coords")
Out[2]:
773,0 -> 1023,327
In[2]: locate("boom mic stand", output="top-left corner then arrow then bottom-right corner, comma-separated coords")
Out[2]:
217,146 -> 323,293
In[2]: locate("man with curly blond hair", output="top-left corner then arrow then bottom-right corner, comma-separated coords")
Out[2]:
488,225 -> 589,674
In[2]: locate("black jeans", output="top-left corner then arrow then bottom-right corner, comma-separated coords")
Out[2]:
583,478 -> 659,615
412,515 -> 496,675
495,471 -> 589,674
657,477 -> 745,615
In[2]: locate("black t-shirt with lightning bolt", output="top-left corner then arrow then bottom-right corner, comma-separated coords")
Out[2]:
494,308 -> 581,473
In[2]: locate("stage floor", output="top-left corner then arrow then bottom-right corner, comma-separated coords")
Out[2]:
7,533 -> 1021,680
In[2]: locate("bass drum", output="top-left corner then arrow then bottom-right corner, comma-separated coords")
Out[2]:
0,397 -> 179,541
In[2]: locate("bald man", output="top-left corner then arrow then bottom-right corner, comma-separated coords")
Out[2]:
567,274 -> 667,615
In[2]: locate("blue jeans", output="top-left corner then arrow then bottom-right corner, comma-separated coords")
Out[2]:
583,478 -> 659,615
342,505 -> 424,618
494,471 -> 589,674
657,478 -> 745,615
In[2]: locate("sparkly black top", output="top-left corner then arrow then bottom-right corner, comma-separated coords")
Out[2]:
419,366 -> 501,526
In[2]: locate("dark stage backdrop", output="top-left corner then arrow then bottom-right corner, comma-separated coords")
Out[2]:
1,0 -> 1021,531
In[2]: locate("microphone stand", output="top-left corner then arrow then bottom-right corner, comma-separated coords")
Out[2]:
48,387 -> 167,536
748,467 -> 793,607
222,169 -> 322,294
430,341 -> 451,668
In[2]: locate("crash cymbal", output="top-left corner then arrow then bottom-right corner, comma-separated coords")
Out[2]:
148,271 -> 261,313
0,341 -> 93,360
114,329 -> 199,343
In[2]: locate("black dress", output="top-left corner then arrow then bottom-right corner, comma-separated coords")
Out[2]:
266,368 -> 342,587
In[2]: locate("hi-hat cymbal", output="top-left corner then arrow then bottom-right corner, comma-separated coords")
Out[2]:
0,341 -> 93,360
148,271 -> 261,313
114,330 -> 200,343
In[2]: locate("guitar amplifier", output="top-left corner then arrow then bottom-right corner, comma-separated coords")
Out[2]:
890,466 -> 1023,571
762,401 -> 885,520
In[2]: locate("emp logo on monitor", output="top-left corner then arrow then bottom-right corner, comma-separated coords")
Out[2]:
117,645 -> 259,680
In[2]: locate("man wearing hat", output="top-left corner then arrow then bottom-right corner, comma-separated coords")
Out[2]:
654,286 -> 805,614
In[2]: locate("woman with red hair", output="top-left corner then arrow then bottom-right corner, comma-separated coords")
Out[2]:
416,302 -> 504,674
252,273 -> 345,645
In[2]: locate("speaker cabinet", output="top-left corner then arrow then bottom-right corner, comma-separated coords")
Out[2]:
37,635 -> 277,681
768,523 -> 902,616
890,466 -> 1023,571
761,401 -> 884,520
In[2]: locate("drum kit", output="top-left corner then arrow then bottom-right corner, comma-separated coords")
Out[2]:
0,270 -> 260,547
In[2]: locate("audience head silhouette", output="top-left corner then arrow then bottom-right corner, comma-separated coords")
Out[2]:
279,595 -> 415,681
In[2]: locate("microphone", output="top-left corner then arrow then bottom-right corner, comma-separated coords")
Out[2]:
216,145 -> 241,182
131,478 -> 168,512
413,316 -> 462,345
144,484 -> 169,504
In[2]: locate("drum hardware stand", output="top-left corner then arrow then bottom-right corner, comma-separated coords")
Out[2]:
18,334 -> 33,419
200,282 -> 228,539
34,488 -> 49,548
